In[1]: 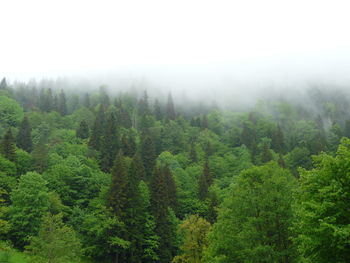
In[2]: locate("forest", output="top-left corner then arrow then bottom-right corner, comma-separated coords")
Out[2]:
1,77 -> 350,263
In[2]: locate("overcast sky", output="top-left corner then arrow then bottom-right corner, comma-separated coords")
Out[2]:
1,0 -> 350,86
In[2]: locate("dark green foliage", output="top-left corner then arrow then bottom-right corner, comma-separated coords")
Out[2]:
1,128 -> 16,162
189,141 -> 198,163
88,105 -> 105,150
198,159 -> 212,200
202,115 -> 208,129
271,124 -> 285,153
100,112 -> 119,172
166,93 -> 176,121
58,89 -> 67,116
76,120 -> 89,139
261,140 -> 273,163
163,165 -> 177,211
151,167 -> 174,263
207,192 -> 218,224
32,140 -> 49,174
121,133 -> 136,157
17,116 -> 32,152
108,152 -> 128,218
83,92 -> 91,108
141,133 -> 157,179
154,99 -> 163,121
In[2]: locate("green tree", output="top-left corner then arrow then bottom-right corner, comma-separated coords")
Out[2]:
293,138 -> 350,262
76,120 -> 89,139
206,162 -> 296,263
26,213 -> 82,263
88,105 -> 105,151
0,95 -> 24,126
141,133 -> 157,180
17,116 -> 33,152
10,172 -> 50,248
173,215 -> 211,263
166,93 -> 176,121
198,159 -> 212,200
58,89 -> 67,116
1,128 -> 16,162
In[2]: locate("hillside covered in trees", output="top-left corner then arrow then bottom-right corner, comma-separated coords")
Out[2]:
1,77 -> 350,262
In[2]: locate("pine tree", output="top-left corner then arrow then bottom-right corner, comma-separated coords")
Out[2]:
107,152 -> 128,219
1,128 -> 16,162
154,99 -> 163,121
165,93 -> 176,121
163,165 -> 177,211
198,159 -> 212,200
151,167 -> 173,263
138,90 -> 150,117
100,113 -> 119,172
88,105 -> 105,151
189,141 -> 198,163
141,133 -> 156,180
58,89 -> 67,116
0,77 -> 7,90
121,134 -> 136,158
17,116 -> 32,152
76,120 -> 89,139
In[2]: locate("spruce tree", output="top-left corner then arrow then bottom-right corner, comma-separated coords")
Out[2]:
271,124 -> 285,154
163,165 -> 177,211
165,93 -> 176,121
151,167 -> 173,263
141,133 -> 156,180
58,89 -> 67,116
88,105 -> 105,151
261,141 -> 273,163
100,113 -> 119,172
17,116 -> 32,152
198,158 -> 212,200
207,192 -> 218,224
189,141 -> 198,163
0,77 -> 7,90
1,128 -> 16,162
154,99 -> 163,121
76,120 -> 89,139
121,134 -> 136,158
107,152 -> 128,219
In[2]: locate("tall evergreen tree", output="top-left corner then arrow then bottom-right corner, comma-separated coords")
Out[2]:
261,141 -> 273,163
83,93 -> 91,108
88,105 -> 105,151
189,141 -> 198,163
163,165 -> 177,211
154,99 -> 163,121
198,158 -> 212,200
151,167 -> 173,263
271,124 -> 285,154
141,133 -> 157,180
100,113 -> 119,172
121,134 -> 136,158
76,120 -> 89,139
0,77 -> 7,90
165,93 -> 176,121
17,116 -> 32,152
58,89 -> 67,116
1,128 -> 16,162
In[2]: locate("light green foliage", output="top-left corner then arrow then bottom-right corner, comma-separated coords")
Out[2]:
0,95 -> 24,126
0,155 -> 16,176
293,138 -> 350,262
26,213 -> 82,263
15,149 -> 34,176
173,215 -> 211,263
206,162 -> 296,263
10,172 -> 50,248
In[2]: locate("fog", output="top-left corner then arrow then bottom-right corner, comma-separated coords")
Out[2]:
2,0 -> 350,106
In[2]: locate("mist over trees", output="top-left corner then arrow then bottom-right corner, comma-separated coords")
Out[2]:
1,78 -> 350,262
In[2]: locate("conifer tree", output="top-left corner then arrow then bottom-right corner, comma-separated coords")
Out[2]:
76,120 -> 89,139
58,89 -> 67,116
271,124 -> 285,154
32,139 -> 49,174
261,141 -> 273,163
202,115 -> 208,129
121,134 -> 136,158
207,192 -> 218,224
88,105 -> 105,151
154,99 -> 163,121
0,77 -> 7,90
100,113 -> 119,172
138,90 -> 150,116
108,152 -> 128,219
17,116 -> 32,152
141,133 -> 156,180
1,128 -> 16,162
189,141 -> 198,163
151,167 -> 173,263
83,93 -> 91,108
163,165 -> 177,211
198,158 -> 212,200
166,93 -> 176,121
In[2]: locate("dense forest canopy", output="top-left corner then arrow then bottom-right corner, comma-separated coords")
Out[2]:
1,77 -> 350,262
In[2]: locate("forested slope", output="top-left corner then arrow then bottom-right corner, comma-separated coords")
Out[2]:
1,77 -> 350,262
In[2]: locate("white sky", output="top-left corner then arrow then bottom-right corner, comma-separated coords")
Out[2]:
1,0 -> 350,83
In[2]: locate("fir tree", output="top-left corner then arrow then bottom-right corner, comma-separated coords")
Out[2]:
107,152 -> 128,219
189,141 -> 198,163
151,167 -> 173,263
261,141 -> 273,163
1,128 -> 16,162
58,89 -> 67,116
207,192 -> 218,224
0,77 -> 7,90
141,133 -> 156,180
165,93 -> 176,121
76,120 -> 89,139
100,113 -> 119,172
17,116 -> 32,152
88,105 -> 105,151
271,124 -> 285,154
163,165 -> 177,211
121,134 -> 136,158
154,99 -> 163,121
198,159 -> 212,200
32,140 -> 49,173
